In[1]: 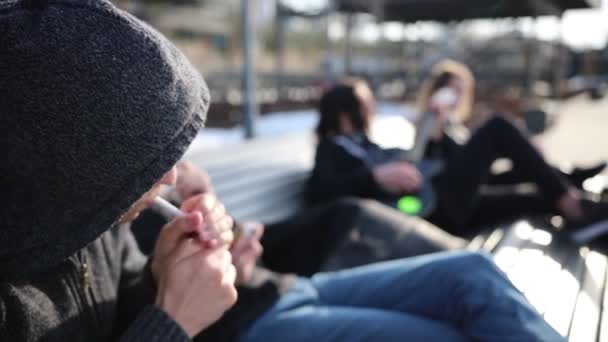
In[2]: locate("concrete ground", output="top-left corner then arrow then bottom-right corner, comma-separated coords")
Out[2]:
540,96 -> 608,166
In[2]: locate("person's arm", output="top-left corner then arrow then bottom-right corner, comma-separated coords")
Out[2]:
307,141 -> 379,204
113,224 -> 184,340
115,194 -> 238,340
117,305 -> 191,342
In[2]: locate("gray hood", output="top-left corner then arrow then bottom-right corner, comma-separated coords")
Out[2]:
0,0 -> 209,278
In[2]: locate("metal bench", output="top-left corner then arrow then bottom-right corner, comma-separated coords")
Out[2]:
184,132 -> 315,224
184,132 -> 607,341
469,220 -> 608,341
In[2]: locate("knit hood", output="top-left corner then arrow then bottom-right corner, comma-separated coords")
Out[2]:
0,0 -> 209,278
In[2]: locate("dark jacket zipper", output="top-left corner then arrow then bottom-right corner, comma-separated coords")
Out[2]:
70,250 -> 101,332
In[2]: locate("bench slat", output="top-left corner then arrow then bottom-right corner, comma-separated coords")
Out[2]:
211,166 -> 308,196
492,221 -> 533,275
217,173 -> 306,208
204,148 -> 312,176
465,233 -> 490,251
598,254 -> 608,342
186,133 -> 313,169
513,226 -> 569,317
240,195 -> 305,224
219,185 -> 305,220
542,246 -> 586,337
568,250 -> 607,342
225,190 -> 305,223
196,155 -> 312,183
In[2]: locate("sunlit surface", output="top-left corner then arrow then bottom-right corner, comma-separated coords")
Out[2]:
490,221 -> 604,338
568,251 -> 606,341
530,230 -> 553,246
370,116 -> 415,150
550,215 -> 565,228
512,221 -> 552,246
583,174 -> 607,195
513,221 -> 535,240
482,229 -> 505,251
542,267 -> 580,337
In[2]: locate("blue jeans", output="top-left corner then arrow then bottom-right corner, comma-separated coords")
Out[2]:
239,251 -> 563,342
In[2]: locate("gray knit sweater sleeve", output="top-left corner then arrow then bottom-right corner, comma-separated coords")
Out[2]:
112,225 -> 191,341
0,289 -> 189,342
118,306 -> 190,342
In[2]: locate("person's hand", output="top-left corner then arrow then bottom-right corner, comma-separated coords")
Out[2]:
173,161 -> 214,201
230,222 -> 264,284
429,87 -> 458,115
151,193 -> 233,278
373,162 -> 422,194
428,87 -> 459,140
180,193 -> 234,248
152,212 -> 238,337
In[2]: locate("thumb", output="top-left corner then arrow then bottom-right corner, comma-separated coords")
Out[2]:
157,212 -> 204,258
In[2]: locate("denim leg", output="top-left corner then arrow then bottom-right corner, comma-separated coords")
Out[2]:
239,280 -> 469,342
310,251 -> 564,342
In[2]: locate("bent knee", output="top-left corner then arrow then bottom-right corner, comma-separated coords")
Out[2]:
483,116 -> 515,131
446,251 -> 497,272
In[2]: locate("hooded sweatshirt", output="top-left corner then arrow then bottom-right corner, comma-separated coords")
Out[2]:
0,0 -> 208,340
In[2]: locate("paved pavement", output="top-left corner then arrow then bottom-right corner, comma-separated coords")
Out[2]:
540,96 -> 608,166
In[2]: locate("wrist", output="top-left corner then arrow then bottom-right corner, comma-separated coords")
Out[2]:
150,260 -> 161,284
155,298 -> 198,338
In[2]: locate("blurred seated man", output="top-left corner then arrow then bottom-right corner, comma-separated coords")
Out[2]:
131,161 -> 467,276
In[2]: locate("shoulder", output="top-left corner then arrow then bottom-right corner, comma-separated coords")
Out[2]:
323,135 -> 369,159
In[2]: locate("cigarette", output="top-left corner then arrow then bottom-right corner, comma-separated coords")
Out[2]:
150,196 -> 234,245
150,197 -> 184,220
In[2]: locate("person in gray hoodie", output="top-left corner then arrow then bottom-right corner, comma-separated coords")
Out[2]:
0,1 -> 564,341
0,0 -> 237,340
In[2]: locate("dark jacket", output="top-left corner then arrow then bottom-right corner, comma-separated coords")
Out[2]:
305,131 -> 465,207
0,224 -> 187,341
306,134 -> 404,206
1,0 -> 208,340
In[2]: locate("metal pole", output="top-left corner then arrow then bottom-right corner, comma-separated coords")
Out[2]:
521,19 -> 535,96
344,12 -> 354,75
371,0 -> 385,91
323,0 -> 335,85
242,0 -> 258,139
552,14 -> 566,99
274,0 -> 286,100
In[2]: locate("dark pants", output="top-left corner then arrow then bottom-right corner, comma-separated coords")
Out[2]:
430,117 -> 568,237
262,198 -> 465,276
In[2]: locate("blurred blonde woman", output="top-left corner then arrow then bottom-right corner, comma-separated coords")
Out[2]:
417,60 -> 605,189
417,59 -> 475,127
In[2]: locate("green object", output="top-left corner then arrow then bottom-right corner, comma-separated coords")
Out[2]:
397,196 -> 422,215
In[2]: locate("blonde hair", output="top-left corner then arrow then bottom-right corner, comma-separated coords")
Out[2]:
416,59 -> 475,123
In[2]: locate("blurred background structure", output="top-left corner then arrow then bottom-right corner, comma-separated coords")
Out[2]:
112,0 -> 607,142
